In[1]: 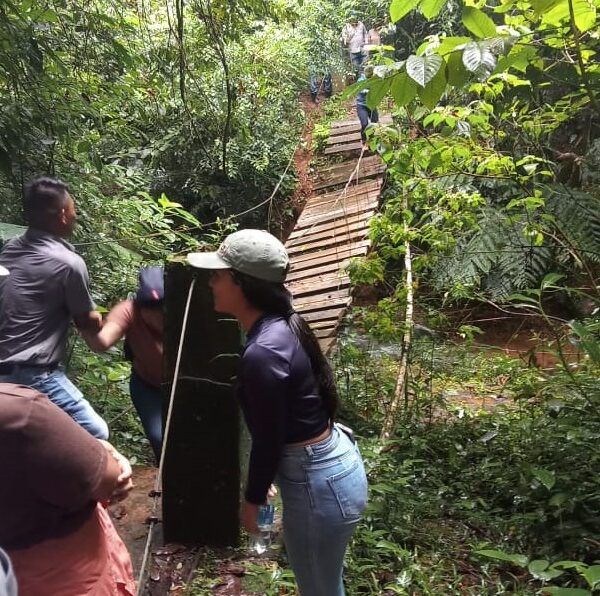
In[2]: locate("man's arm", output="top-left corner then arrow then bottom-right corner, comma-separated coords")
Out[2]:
73,310 -> 103,332
77,300 -> 132,352
78,319 -> 126,353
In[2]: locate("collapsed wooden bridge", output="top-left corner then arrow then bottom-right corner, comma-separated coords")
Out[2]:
286,116 -> 389,353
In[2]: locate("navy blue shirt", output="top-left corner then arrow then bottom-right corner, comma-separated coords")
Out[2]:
238,315 -> 329,504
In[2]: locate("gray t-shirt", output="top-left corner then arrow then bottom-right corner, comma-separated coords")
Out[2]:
0,229 -> 95,366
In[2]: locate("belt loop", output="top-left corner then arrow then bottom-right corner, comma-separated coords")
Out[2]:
304,444 -> 314,456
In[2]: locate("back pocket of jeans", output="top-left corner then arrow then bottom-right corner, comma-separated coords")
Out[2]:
327,459 -> 368,519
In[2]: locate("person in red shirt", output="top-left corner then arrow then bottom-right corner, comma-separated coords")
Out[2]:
85,266 -> 164,462
0,383 -> 135,596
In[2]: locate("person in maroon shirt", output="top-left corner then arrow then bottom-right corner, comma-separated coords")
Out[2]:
84,266 -> 164,462
0,383 -> 135,595
188,230 -> 368,596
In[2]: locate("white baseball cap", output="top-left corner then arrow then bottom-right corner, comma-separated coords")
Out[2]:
187,229 -> 289,283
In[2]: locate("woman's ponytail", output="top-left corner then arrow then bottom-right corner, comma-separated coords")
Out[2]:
232,271 -> 339,421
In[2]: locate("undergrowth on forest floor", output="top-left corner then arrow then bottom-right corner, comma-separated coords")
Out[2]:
185,336 -> 600,595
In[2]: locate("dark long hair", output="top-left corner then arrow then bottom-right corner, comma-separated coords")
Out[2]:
232,270 -> 338,422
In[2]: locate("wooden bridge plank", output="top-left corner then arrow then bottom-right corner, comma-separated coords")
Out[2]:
314,326 -> 336,339
302,307 -> 346,323
301,191 -> 379,218
287,219 -> 371,248
307,318 -> 344,330
294,288 -> 348,306
315,155 -> 381,178
286,259 -> 353,283
287,228 -> 370,257
288,274 -> 350,297
295,202 -> 376,229
330,114 -> 392,129
288,211 -> 376,242
312,164 -> 385,191
305,181 -> 380,205
290,247 -> 368,273
324,141 -> 364,155
308,179 -> 381,205
328,119 -> 393,139
290,239 -> 370,266
295,295 -> 351,313
326,131 -> 362,145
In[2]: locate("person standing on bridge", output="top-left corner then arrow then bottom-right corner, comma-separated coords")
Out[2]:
187,229 -> 368,596
356,73 -> 379,147
0,177 -> 108,439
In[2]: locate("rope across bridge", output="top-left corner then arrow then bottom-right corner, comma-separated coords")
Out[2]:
286,117 -> 387,354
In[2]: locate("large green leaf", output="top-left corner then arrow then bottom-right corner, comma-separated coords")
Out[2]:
531,0 -> 563,13
462,6 -> 497,38
462,41 -> 497,78
437,36 -> 472,56
475,549 -> 528,567
390,72 -> 418,106
528,560 -> 564,581
542,0 -> 570,26
390,0 -> 421,22
447,52 -> 470,86
421,0 -> 446,19
495,44 -> 538,73
366,78 -> 392,110
544,589 -> 591,596
573,0 -> 597,32
532,466 -> 555,490
406,54 -> 443,87
418,63 -> 447,108
340,77 -> 371,100
535,0 -> 595,29
583,565 -> 600,590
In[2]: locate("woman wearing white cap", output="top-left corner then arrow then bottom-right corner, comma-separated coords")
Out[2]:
188,229 -> 368,596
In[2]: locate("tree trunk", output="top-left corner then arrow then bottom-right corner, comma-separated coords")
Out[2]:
380,194 -> 414,440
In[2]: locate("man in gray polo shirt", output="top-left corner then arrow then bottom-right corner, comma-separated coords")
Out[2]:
0,177 -> 108,439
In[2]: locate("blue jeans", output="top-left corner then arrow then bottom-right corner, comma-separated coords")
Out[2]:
309,73 -> 332,96
357,102 -> 379,142
350,51 -> 364,72
0,365 -> 108,439
130,371 -> 163,462
277,424 -> 368,596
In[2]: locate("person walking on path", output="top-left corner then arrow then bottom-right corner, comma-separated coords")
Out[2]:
187,230 -> 368,596
0,177 -> 109,439
341,12 -> 368,73
356,73 -> 379,146
0,382 -> 135,596
85,266 -> 164,462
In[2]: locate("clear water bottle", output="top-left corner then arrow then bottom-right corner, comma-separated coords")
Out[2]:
250,503 -> 274,555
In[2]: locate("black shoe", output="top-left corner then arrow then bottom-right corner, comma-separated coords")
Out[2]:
310,93 -> 318,103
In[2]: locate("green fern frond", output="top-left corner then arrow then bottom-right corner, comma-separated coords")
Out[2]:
545,185 -> 600,264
